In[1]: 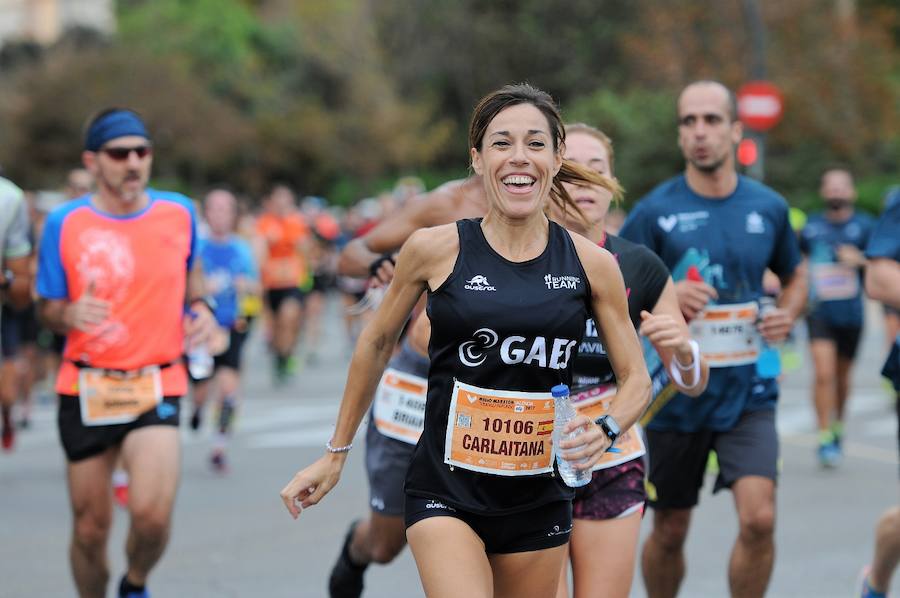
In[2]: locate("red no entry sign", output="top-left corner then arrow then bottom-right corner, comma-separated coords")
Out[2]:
737,81 -> 783,132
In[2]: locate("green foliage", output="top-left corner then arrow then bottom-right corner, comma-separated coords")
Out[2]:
0,0 -> 896,210
565,89 -> 683,203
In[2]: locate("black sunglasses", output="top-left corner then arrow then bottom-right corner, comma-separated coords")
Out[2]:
99,145 -> 153,161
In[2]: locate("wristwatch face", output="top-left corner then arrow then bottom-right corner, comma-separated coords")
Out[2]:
597,415 -> 620,440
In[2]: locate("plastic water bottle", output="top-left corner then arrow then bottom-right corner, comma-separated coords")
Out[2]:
551,384 -> 591,488
755,297 -> 781,379
188,345 -> 214,380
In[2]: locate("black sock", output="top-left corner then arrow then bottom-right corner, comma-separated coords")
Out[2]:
342,526 -> 368,571
119,575 -> 145,596
218,397 -> 235,435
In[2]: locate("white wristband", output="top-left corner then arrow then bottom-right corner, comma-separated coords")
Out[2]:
668,339 -> 701,390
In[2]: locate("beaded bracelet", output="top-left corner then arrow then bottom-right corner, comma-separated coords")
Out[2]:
326,439 -> 353,454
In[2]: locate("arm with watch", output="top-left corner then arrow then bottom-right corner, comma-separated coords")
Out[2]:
182,260 -> 219,350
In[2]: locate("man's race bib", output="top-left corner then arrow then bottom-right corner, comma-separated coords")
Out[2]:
78,367 -> 162,426
811,263 -> 859,302
690,301 -> 760,367
373,368 -> 427,444
444,380 -> 555,476
571,385 -> 645,470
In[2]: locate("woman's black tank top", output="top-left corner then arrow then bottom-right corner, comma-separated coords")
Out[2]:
571,234 -> 670,391
404,218 -> 591,514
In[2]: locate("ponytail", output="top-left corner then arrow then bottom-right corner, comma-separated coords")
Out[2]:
550,159 -> 623,229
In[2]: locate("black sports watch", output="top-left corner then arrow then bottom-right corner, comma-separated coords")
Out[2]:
595,415 -> 621,447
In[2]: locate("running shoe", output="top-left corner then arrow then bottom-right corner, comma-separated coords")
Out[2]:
857,565 -> 887,597
118,575 -> 150,598
705,450 -> 719,475
1,422 -> 13,451
328,520 -> 366,598
1,406 -> 13,451
817,441 -> 841,469
831,421 -> 844,449
112,470 -> 129,508
210,450 -> 228,474
190,409 -> 203,432
113,482 -> 129,509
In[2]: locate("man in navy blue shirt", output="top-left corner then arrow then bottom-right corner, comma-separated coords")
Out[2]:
799,167 -> 874,467
858,196 -> 900,598
620,80 -> 806,598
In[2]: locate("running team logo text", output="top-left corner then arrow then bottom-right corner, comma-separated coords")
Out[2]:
544,274 -> 581,290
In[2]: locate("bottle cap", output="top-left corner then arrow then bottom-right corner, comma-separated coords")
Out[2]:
551,384 -> 569,398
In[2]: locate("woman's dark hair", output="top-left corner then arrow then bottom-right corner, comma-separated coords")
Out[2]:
468,84 -> 622,226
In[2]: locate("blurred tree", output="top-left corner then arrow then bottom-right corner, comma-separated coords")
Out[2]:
566,89 -> 682,203
617,0 -> 898,200
0,44 -> 253,192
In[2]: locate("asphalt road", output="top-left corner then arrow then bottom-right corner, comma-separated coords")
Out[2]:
1,297 -> 897,597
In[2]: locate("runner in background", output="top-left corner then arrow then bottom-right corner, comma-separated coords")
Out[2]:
190,188 -> 260,473
555,123 -> 709,598
301,196 -> 340,366
858,192 -> 900,598
0,176 -> 33,451
36,108 -> 216,598
620,81 -> 806,598
799,166 -> 874,467
0,190 -> 44,434
880,186 -> 900,359
254,184 -> 310,384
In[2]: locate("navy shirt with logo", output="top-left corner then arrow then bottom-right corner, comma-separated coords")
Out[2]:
620,174 -> 801,432
799,212 -> 874,328
866,201 -> 900,390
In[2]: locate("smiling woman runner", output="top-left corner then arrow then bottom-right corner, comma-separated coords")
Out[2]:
280,83 -> 651,598
553,124 -> 709,598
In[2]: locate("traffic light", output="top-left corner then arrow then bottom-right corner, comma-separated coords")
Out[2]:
737,138 -> 759,167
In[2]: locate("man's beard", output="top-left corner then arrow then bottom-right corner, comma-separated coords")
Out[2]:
689,154 -> 727,174
825,197 -> 852,211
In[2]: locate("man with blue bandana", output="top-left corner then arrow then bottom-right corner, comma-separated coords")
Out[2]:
36,108 -> 217,598
857,194 -> 900,598
620,81 -> 806,598
799,166 -> 875,467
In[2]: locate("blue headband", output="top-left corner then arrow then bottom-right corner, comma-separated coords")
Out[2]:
84,110 -> 150,151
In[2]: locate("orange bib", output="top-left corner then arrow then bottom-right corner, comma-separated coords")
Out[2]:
572,385 -> 645,470
444,380 -> 555,476
78,366 -> 162,426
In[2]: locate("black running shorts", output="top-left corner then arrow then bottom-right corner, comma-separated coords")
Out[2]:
265,287 -> 307,312
645,409 -> 778,510
213,327 -> 249,371
58,395 -> 181,462
404,495 -> 572,554
806,316 -> 863,360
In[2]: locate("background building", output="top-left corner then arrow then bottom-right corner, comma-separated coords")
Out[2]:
0,0 -> 114,47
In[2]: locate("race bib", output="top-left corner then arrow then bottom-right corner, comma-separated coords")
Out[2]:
811,263 -> 859,301
373,368 -> 427,444
444,380 -> 555,476
78,367 -> 162,426
690,301 -> 760,367
571,385 -> 646,470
